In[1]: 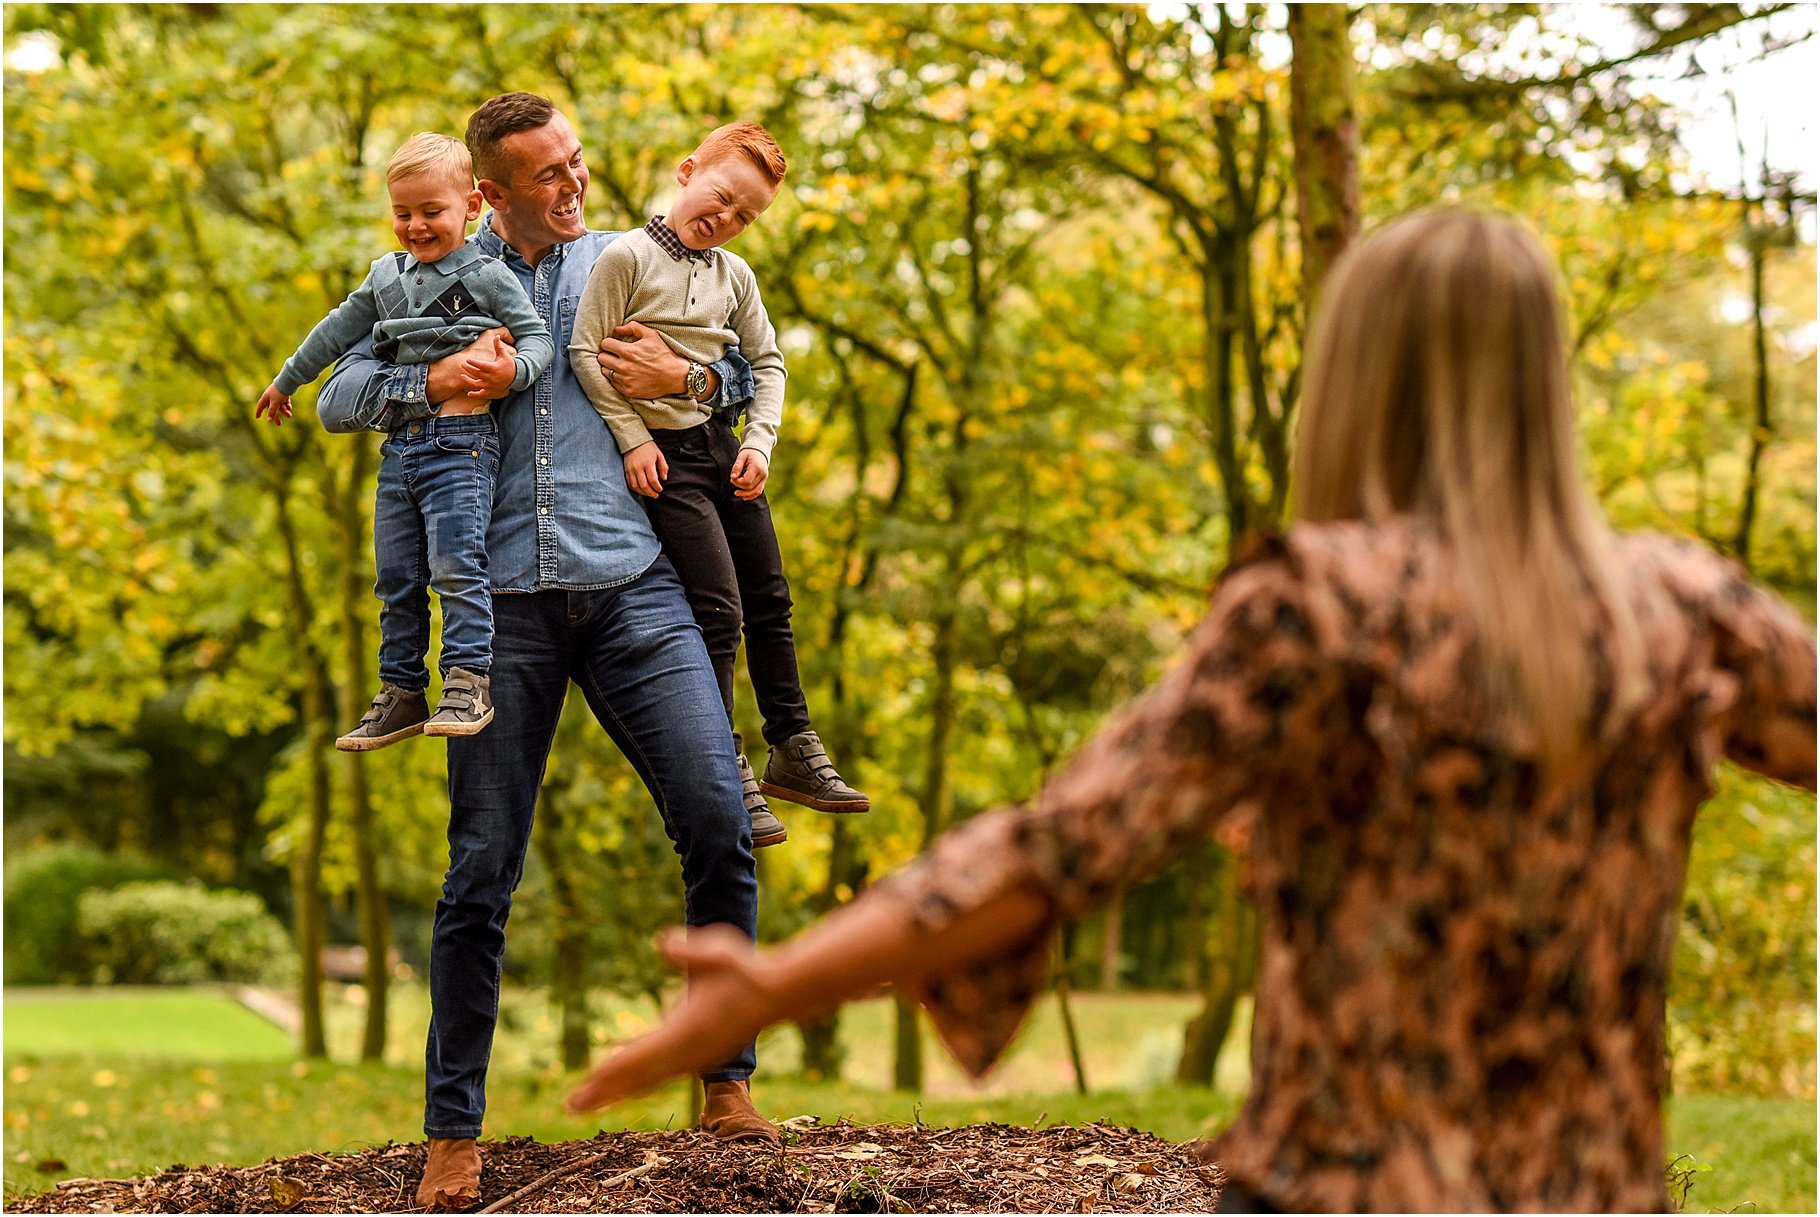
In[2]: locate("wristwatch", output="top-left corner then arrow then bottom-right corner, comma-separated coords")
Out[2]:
685,360 -> 709,401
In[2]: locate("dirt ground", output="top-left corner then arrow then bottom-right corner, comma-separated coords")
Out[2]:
11,1120 -> 1225,1214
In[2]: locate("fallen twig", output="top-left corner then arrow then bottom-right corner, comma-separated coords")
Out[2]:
476,1149 -> 663,1215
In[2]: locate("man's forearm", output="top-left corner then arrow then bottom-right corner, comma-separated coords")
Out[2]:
318,346 -> 431,433
709,351 -> 754,414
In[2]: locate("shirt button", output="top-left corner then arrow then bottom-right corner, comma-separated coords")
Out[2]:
540,457 -> 549,465
539,507 -> 550,515
540,408 -> 550,416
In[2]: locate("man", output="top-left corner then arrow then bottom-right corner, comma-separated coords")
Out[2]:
317,93 -> 780,1212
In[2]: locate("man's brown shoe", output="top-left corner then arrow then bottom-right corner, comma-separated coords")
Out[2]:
415,1137 -> 481,1211
699,1080 -> 781,1145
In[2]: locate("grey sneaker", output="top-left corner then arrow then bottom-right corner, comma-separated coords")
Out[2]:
336,683 -> 429,752
734,732 -> 787,848
760,730 -> 870,813
422,667 -> 495,737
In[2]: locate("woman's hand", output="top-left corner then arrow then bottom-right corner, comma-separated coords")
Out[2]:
559,885 -> 1051,1116
565,924 -> 774,1113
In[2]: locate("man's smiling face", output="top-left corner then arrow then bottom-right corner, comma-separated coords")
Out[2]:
487,112 -> 589,261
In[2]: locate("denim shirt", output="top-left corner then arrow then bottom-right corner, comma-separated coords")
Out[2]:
317,216 -> 757,592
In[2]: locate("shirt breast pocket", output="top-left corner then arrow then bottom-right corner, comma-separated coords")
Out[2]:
555,294 -> 578,353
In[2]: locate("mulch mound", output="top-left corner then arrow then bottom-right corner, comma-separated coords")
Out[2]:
11,1120 -> 1224,1214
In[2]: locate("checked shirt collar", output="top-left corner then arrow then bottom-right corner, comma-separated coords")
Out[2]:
646,215 -> 716,265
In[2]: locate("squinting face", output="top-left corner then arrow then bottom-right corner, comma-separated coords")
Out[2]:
390,176 -> 482,264
668,154 -> 778,251
488,113 -> 589,255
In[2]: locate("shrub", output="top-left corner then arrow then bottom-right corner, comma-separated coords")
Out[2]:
3,842 -> 169,984
1671,767 -> 1818,1097
76,881 -> 296,986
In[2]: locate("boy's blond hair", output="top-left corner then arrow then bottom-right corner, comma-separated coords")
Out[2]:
386,133 -> 473,193
692,122 -> 787,187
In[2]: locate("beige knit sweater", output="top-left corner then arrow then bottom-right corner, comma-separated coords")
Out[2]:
569,227 -> 786,459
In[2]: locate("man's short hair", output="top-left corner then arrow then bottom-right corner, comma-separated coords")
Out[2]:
466,92 -> 558,183
691,122 -> 787,187
386,133 -> 473,193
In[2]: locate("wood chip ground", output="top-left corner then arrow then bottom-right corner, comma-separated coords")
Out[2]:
10,1120 -> 1225,1214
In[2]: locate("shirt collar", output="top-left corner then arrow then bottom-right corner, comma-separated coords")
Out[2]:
474,211 -> 571,270
647,215 -> 715,265
421,242 -> 485,276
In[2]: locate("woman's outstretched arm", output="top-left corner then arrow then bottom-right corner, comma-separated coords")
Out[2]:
565,543 -> 1332,1112
565,885 -> 1052,1112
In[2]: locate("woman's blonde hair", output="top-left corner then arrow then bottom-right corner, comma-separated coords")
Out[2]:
1293,209 -> 1644,772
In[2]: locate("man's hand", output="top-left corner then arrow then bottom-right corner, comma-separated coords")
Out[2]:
599,321 -> 716,401
255,384 -> 294,427
624,442 -> 669,497
458,333 -> 517,398
730,448 -> 769,501
428,327 -> 516,405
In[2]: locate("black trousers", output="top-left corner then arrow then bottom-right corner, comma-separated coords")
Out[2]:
640,420 -> 812,746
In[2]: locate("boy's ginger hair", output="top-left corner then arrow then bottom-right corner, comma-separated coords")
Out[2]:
692,122 -> 787,187
387,133 -> 474,193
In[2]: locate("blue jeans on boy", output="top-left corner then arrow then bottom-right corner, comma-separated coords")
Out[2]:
423,560 -> 758,1139
375,414 -> 500,689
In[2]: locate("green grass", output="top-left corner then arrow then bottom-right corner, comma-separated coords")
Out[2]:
1668,1094 -> 1816,1214
2,988 -> 292,1062
303,983 -> 1229,1100
3,985 -> 1812,1212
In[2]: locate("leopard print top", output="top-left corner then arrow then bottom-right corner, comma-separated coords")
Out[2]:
879,518 -> 1815,1212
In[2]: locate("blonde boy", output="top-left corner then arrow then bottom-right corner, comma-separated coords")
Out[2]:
257,133 -> 554,747
570,122 -> 868,847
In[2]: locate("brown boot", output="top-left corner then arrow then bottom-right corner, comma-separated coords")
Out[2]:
415,1137 -> 481,1211
699,1080 -> 781,1145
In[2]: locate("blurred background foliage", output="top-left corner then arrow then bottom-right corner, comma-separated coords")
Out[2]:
3,1 -> 1813,1107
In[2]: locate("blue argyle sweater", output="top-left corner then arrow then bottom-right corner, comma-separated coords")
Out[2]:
275,243 -> 553,402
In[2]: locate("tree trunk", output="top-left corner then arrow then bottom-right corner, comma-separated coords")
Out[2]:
892,990 -> 924,1093
1099,897 -> 1124,992
1199,226 -> 1251,541
272,488 -> 330,1059
534,794 -> 593,1070
1056,924 -> 1089,1095
331,437 -> 390,1061
1733,197 -> 1770,567
1288,3 -> 1361,301
895,598 -> 961,1091
798,1015 -> 844,1082
798,818 -> 864,1080
1176,848 -> 1257,1087
1181,857 -> 1208,992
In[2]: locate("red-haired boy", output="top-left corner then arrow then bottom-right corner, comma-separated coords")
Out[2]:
571,122 -> 868,846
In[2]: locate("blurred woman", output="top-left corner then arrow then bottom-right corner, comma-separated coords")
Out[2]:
564,210 -> 1816,1212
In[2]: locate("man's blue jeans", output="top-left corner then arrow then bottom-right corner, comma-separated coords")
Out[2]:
423,559 -> 759,1139
375,414 -> 499,688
